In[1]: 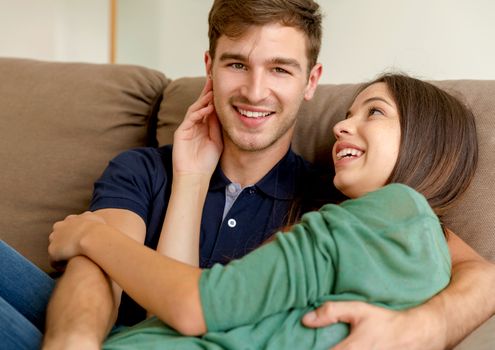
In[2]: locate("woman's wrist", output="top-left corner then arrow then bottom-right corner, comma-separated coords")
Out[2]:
78,221 -> 108,258
171,173 -> 211,195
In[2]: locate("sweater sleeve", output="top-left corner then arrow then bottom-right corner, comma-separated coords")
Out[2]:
200,184 -> 451,332
327,184 -> 451,309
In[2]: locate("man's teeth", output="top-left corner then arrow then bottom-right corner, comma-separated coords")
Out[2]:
238,108 -> 272,118
336,148 -> 363,160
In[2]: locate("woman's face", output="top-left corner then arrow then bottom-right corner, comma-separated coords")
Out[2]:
332,82 -> 401,198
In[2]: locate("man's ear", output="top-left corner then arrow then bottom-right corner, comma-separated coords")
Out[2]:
303,63 -> 323,101
205,51 -> 213,78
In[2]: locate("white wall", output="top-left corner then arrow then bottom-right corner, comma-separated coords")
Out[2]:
115,0 -> 495,83
1,0 -> 494,84
0,0 -> 108,63
115,0 -> 212,76
320,0 -> 495,83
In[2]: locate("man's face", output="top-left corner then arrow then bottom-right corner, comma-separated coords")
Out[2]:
206,23 -> 321,153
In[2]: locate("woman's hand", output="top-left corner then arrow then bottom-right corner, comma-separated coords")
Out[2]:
172,77 -> 223,177
48,212 -> 106,264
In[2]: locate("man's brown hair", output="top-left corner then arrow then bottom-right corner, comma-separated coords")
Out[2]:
208,0 -> 322,74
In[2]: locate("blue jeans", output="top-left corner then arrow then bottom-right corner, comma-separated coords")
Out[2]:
0,240 -> 55,350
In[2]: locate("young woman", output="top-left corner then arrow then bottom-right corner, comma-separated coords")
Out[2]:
45,73 -> 478,349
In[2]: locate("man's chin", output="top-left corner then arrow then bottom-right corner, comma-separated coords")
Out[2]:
228,138 -> 272,153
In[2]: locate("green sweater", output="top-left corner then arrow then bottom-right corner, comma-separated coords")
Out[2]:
104,184 -> 451,349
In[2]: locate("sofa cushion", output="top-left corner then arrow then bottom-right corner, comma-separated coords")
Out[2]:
157,77 -> 494,262
0,58 -> 169,271
156,77 -> 205,144
430,81 -> 495,261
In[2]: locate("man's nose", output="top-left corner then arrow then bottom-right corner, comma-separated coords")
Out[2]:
240,70 -> 269,103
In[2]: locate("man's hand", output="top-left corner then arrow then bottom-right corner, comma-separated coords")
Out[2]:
172,77 -> 223,177
302,301 -> 444,350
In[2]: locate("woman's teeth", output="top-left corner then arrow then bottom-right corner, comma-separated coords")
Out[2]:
336,148 -> 363,160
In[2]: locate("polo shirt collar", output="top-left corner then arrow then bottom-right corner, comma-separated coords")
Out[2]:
209,148 -> 299,200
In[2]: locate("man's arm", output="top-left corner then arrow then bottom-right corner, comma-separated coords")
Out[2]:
43,256 -> 116,350
302,230 -> 495,350
435,231 -> 495,348
43,209 -> 146,350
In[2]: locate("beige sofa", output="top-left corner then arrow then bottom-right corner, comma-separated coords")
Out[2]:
0,57 -> 493,348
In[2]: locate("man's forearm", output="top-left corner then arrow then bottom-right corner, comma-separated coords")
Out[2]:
43,256 -> 118,350
444,259 -> 495,348
412,259 -> 495,349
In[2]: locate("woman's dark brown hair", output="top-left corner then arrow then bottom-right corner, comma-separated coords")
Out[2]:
286,74 -> 478,228
365,74 -> 479,217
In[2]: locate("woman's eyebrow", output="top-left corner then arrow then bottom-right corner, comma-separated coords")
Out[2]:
363,96 -> 394,107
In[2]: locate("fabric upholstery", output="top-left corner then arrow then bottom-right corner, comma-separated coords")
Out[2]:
156,77 -> 205,144
0,58 -> 169,271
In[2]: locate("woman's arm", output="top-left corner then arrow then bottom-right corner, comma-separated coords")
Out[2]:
48,185 -> 445,338
47,206 -> 329,335
47,197 -> 338,335
43,209 -> 147,350
48,215 -> 206,336
156,77 -> 222,266
45,79 -> 222,343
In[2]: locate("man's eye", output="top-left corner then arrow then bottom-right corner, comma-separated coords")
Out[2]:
273,67 -> 289,74
231,63 -> 246,70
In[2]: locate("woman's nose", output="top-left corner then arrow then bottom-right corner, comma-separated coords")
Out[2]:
333,118 -> 353,138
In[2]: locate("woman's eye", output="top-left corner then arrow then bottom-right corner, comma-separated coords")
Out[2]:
369,108 -> 384,117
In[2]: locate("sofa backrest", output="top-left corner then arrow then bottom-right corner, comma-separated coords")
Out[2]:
157,77 -> 495,262
0,58 -> 169,271
1,58 -> 493,271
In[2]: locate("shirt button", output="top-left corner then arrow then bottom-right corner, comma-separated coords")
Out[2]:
228,184 -> 237,194
227,218 -> 237,228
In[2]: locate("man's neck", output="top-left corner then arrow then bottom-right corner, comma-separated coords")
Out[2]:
220,141 -> 291,187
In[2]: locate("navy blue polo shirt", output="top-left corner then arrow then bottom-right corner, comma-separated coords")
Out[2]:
90,145 -> 320,325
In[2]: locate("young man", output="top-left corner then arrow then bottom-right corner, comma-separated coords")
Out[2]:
43,0 -> 495,349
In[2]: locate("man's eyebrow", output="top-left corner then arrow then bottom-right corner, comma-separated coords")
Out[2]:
218,53 -> 302,71
363,96 -> 394,107
219,53 -> 247,62
269,58 -> 302,71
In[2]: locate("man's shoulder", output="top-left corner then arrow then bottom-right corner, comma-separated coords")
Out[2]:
288,149 -> 343,212
111,145 -> 173,174
288,150 -> 327,179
